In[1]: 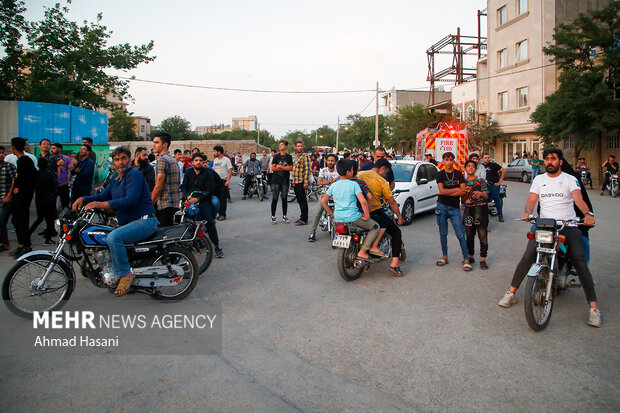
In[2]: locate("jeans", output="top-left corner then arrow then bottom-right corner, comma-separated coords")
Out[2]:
487,183 -> 503,218
510,226 -> 596,303
0,202 -> 12,246
106,217 -> 158,277
271,183 -> 288,217
292,183 -> 308,222
311,203 -> 326,232
531,168 -> 539,180
435,202 -> 468,261
198,198 -> 219,248
464,204 -> 489,258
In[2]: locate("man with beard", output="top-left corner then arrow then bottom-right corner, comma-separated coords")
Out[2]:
73,146 -> 157,297
9,137 -> 37,258
308,153 -> 340,241
133,147 -> 155,191
291,140 -> 311,225
498,148 -> 600,327
71,144 -> 95,203
242,152 -> 262,200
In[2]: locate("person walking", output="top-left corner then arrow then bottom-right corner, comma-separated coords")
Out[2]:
9,137 -> 37,258
52,143 -> 73,209
151,132 -> 181,227
211,145 -> 233,220
530,151 -> 541,181
0,145 -> 16,252
270,140 -> 293,224
29,157 -> 58,245
70,144 -> 95,203
291,141 -> 311,225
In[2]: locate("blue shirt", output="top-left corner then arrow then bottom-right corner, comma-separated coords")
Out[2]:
84,167 -> 155,226
73,157 -> 95,195
327,179 -> 362,223
360,161 -> 395,183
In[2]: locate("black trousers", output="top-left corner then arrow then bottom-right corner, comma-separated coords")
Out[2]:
292,183 -> 308,222
12,195 -> 33,248
270,183 -> 288,216
218,187 -> 229,217
58,185 -> 71,209
602,172 -> 611,191
30,201 -> 57,239
464,204 -> 489,257
370,209 -> 402,257
156,207 -> 178,227
510,226 -> 596,302
243,174 -> 254,195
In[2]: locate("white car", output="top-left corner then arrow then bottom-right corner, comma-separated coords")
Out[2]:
389,160 -> 439,225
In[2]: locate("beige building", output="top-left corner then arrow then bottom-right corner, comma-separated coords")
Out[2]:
381,88 -> 451,116
232,115 -> 258,131
132,116 -> 151,140
481,0 -> 613,176
195,124 -> 234,135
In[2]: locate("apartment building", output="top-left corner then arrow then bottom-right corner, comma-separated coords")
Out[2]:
381,88 -> 451,116
232,115 -> 258,131
132,116 -> 151,140
482,0 -> 613,166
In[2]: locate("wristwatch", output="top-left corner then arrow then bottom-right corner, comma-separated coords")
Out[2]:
586,212 -> 594,217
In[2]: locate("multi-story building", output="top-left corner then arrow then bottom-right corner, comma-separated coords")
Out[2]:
196,125 -> 233,135
232,115 -> 258,131
132,116 -> 151,140
381,88 -> 451,116
481,0 -> 613,172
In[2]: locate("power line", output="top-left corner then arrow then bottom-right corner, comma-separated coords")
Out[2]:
118,76 -> 375,94
358,94 -> 377,115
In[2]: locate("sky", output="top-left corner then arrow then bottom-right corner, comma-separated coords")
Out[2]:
24,0 -> 487,137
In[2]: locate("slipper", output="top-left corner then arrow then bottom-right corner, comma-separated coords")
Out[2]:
114,274 -> 135,297
463,261 -> 473,272
368,250 -> 388,258
388,266 -> 404,277
355,255 -> 375,263
436,258 -> 449,266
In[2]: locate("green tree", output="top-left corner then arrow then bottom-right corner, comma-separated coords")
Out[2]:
159,115 -> 192,140
387,104 -> 443,153
282,130 -> 312,151
313,125 -> 337,149
467,114 -> 503,152
530,1 -> 620,164
0,1 -> 155,108
108,108 -> 137,141
339,114 -> 389,151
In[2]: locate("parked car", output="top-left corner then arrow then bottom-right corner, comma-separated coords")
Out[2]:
505,158 -> 533,183
389,160 -> 439,225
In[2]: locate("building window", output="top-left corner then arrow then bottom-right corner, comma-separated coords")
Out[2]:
517,87 -> 528,108
498,91 -> 508,111
564,136 -> 575,149
140,125 -> 145,132
498,48 -> 508,69
516,39 -> 528,62
498,5 -> 507,25
609,131 -> 619,149
454,106 -> 462,121
518,0 -> 528,15
466,103 -> 475,122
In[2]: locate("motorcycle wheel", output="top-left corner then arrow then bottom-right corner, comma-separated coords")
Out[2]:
287,190 -> 296,202
191,236 -> 214,274
258,183 -> 264,201
337,243 -> 364,281
149,246 -> 199,300
612,183 -> 619,198
524,273 -> 554,331
2,255 -> 74,319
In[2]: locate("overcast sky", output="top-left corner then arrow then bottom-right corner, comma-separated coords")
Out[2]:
25,0 -> 487,137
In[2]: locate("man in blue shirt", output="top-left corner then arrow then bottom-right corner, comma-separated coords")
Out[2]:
72,146 -> 157,296
359,146 -> 395,190
71,144 -> 95,203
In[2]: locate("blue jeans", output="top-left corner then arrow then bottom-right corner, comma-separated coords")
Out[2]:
487,183 -> 503,218
531,168 -> 539,180
435,203 -> 468,260
106,217 -> 158,277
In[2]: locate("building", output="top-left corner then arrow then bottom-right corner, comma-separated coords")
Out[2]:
232,115 -> 258,131
482,0 -> 614,173
132,116 -> 151,140
451,81 -> 478,124
381,88 -> 451,116
195,124 -> 234,135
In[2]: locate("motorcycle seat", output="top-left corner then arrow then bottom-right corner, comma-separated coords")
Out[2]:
133,223 -> 192,245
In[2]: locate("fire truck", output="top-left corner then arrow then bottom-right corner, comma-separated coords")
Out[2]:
415,122 -> 469,170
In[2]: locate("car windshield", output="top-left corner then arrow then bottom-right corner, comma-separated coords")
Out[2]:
391,163 -> 416,182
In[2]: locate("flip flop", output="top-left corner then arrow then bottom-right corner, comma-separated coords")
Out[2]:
114,274 -> 135,297
388,266 -> 404,277
368,250 -> 388,259
436,258 -> 449,266
463,261 -> 473,272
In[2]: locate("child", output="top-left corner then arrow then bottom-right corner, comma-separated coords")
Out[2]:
320,159 -> 382,260
462,160 -> 489,269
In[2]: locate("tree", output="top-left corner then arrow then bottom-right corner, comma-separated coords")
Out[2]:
387,104 -> 443,153
0,1 -> 155,109
159,116 -> 192,140
467,114 -> 503,153
339,114 -> 389,151
108,109 -> 137,141
530,2 -> 620,164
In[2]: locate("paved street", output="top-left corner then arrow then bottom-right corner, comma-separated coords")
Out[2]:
1,177 -> 619,412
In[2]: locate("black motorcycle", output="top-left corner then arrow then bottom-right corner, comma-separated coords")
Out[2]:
2,209 -> 199,319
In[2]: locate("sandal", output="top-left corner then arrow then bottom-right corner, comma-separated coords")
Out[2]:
368,250 -> 388,259
463,261 -> 473,272
436,258 -> 449,266
468,257 -> 475,264
114,273 -> 135,297
480,260 -> 488,270
388,266 -> 404,277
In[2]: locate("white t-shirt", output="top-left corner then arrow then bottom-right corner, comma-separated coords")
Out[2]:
530,172 -> 580,220
319,167 -> 340,184
211,156 -> 232,180
5,152 -> 39,170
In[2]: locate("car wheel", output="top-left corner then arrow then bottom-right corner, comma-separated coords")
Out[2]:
402,198 -> 414,226
521,172 -> 529,183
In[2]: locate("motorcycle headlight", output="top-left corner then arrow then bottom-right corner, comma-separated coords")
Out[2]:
55,219 -> 61,234
535,230 -> 554,243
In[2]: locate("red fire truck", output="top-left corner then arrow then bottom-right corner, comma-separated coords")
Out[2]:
415,122 -> 468,170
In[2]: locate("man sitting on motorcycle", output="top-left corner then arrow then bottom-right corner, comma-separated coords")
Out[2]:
308,153 -> 340,242
600,155 -> 618,196
242,152 -> 263,200
498,148 -> 600,327
574,157 -> 592,189
358,158 -> 405,276
72,146 -> 158,297
181,153 -> 224,259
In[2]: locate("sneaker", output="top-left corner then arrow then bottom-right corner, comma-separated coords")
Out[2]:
242,195 -> 247,200
588,308 -> 601,328
295,220 -> 308,226
282,216 -> 290,224
271,216 -> 277,225
215,247 -> 224,259
498,216 -> 505,222
308,233 -> 316,242
498,291 -> 517,308
9,247 -> 24,257
217,215 -> 226,221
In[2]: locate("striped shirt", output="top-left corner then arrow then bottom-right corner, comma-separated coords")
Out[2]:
155,151 -> 181,209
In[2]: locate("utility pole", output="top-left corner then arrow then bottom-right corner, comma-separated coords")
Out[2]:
315,129 -> 318,144
335,116 -> 340,154
257,123 -> 260,144
374,82 -> 380,148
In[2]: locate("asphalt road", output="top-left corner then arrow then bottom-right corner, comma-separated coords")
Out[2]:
1,176 -> 619,412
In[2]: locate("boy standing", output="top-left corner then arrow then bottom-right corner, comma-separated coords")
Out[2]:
462,160 -> 489,269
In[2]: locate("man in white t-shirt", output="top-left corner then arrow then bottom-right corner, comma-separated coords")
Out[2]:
498,148 -> 600,327
4,138 -> 38,170
211,145 -> 232,220
308,153 -> 340,242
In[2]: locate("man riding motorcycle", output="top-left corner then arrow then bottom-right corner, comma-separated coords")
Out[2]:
574,157 -> 592,189
72,146 -> 158,297
242,152 -> 263,200
498,148 -> 600,327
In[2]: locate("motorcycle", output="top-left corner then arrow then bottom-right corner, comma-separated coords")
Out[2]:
518,216 -> 587,331
317,187 -> 336,246
175,193 -> 215,274
488,183 -> 507,216
238,173 -> 268,201
2,208 -> 200,319
287,174 -> 321,202
579,170 -> 592,188
333,189 -> 408,281
603,171 -> 619,197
